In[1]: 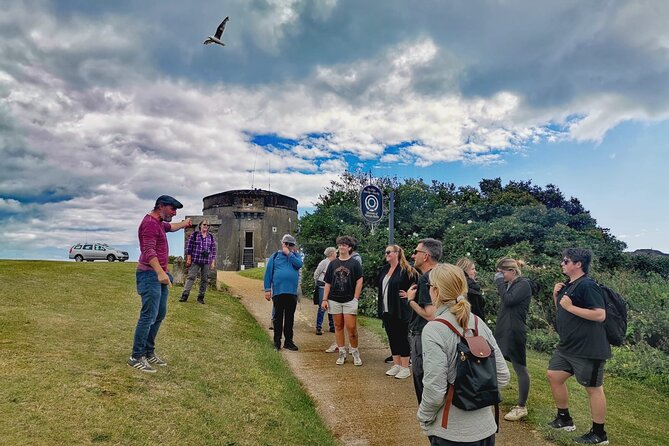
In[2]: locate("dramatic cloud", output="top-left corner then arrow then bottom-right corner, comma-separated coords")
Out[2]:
1,0 -> 669,258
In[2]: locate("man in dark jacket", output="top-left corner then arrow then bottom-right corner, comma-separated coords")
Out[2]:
547,248 -> 611,445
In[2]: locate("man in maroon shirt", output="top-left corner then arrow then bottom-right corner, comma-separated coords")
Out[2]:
128,195 -> 191,373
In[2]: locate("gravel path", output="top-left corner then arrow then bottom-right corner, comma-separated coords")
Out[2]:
218,271 -> 552,446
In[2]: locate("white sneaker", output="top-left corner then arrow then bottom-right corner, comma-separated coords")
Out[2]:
351,349 -> 362,366
504,406 -> 528,421
395,367 -> 411,379
336,349 -> 347,365
386,364 -> 401,376
325,343 -> 339,353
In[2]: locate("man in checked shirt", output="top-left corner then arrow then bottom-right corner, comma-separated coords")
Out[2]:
180,218 -> 217,304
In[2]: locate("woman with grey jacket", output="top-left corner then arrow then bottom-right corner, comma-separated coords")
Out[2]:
418,264 -> 509,445
494,257 -> 533,422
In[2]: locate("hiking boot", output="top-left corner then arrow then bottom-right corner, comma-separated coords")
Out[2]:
386,364 -> 401,376
574,429 -> 609,445
179,295 -> 188,302
395,367 -> 411,379
336,349 -> 347,365
384,355 -> 394,364
197,295 -> 205,304
274,342 -> 281,351
351,349 -> 362,366
329,327 -> 335,333
127,356 -> 156,373
197,300 -> 205,304
146,354 -> 167,366
284,342 -> 299,351
504,406 -> 528,421
316,327 -> 323,335
549,416 -> 576,432
325,343 -> 339,353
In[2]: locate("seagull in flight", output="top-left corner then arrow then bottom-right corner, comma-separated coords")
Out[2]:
203,17 -> 229,46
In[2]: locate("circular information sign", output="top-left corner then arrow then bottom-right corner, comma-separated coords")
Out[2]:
360,185 -> 384,223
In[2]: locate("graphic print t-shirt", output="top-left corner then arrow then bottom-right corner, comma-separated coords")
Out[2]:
324,258 -> 363,303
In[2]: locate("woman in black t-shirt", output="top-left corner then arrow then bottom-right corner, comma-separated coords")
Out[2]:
322,236 -> 364,366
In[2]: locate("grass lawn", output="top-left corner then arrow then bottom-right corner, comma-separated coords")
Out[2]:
238,267 -> 265,281
0,260 -> 337,446
353,311 -> 668,445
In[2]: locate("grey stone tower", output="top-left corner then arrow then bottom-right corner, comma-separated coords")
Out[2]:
194,189 -> 298,271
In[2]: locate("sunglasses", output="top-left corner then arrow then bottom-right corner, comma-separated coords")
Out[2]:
285,242 -> 295,247
413,249 -> 427,255
201,224 -> 209,227
384,250 -> 398,255
561,258 -> 573,264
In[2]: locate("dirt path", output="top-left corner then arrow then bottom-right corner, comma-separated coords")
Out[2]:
219,272 -> 552,446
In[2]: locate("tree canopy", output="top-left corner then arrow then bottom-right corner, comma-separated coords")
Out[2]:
299,171 -> 627,288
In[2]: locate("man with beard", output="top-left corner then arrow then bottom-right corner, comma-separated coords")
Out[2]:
128,195 -> 192,373
403,238 -> 442,402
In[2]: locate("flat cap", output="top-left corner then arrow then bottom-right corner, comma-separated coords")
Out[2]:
155,195 -> 183,209
281,234 -> 297,245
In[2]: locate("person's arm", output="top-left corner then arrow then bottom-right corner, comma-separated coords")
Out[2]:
210,236 -> 217,268
185,232 -> 195,267
478,322 -> 510,388
417,324 -> 449,425
553,282 -> 566,308
263,254 -> 274,301
321,283 -> 331,310
354,277 -> 363,300
148,257 -> 170,285
314,260 -> 327,281
288,250 -> 303,269
169,218 -> 192,232
559,296 -> 606,321
497,278 -> 532,307
408,299 -> 436,321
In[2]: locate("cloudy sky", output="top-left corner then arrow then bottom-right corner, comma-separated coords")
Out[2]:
2,0 -> 668,261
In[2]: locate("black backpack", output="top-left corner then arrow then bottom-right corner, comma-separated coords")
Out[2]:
433,316 -> 501,429
598,283 -> 628,346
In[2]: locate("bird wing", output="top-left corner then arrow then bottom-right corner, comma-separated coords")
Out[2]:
214,16 -> 229,39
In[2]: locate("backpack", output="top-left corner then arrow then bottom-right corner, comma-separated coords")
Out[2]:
433,316 -> 501,429
597,283 -> 628,346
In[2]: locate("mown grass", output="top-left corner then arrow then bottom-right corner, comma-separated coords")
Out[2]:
500,347 -> 666,445
0,260 -> 337,446
238,267 -> 266,281
366,314 -> 669,444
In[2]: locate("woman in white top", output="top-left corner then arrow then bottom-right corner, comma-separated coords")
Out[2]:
313,247 -> 337,335
376,245 -> 418,379
418,263 -> 510,445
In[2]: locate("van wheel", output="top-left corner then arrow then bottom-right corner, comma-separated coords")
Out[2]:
75,255 -> 83,262
107,254 -> 116,262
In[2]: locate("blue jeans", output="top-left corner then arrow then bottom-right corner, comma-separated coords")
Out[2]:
132,270 -> 171,358
316,286 -> 334,331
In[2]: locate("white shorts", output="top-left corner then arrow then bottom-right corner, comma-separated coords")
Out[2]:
328,299 -> 359,315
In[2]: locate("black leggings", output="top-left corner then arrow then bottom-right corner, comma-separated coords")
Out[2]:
512,361 -> 530,407
382,313 -> 410,357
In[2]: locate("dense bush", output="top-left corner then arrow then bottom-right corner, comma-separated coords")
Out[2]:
607,342 -> 669,395
298,171 -> 669,390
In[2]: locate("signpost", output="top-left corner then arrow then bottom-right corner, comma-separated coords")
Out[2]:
360,184 -> 383,225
